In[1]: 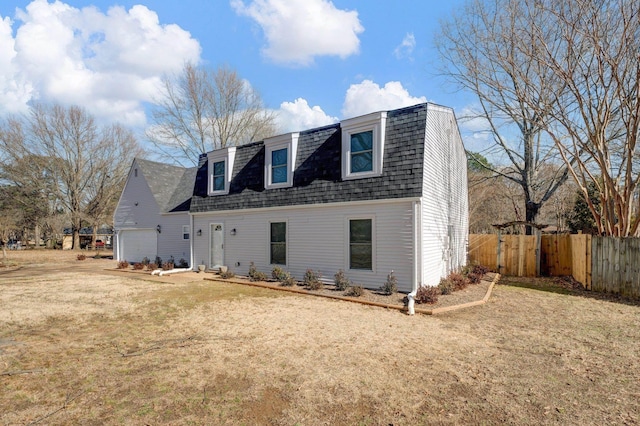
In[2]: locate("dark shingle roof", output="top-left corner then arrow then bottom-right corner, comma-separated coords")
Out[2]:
189,103 -> 428,213
136,158 -> 196,212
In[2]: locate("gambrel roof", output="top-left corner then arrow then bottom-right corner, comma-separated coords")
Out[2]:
135,158 -> 197,213
190,103 -> 431,213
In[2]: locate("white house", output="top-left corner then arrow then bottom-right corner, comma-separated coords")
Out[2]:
190,103 -> 468,292
113,158 -> 196,264
114,103 -> 468,292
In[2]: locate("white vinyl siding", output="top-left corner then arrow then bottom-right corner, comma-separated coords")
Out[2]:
420,106 -> 469,286
192,201 -> 415,292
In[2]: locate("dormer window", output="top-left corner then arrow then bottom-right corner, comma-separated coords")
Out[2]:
264,132 -> 299,189
341,111 -> 387,180
207,146 -> 236,196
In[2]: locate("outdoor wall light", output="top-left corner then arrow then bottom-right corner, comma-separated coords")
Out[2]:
197,229 -> 202,236
230,228 -> 237,236
156,224 -> 161,233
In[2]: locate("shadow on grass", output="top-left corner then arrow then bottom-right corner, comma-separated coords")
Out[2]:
499,276 -> 640,307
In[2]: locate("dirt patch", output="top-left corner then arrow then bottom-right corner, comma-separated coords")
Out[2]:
1,250 -> 639,425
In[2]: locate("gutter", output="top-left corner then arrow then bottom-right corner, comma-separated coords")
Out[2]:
407,199 -> 422,315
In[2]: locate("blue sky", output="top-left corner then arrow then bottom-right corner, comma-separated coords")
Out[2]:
0,0 -> 482,150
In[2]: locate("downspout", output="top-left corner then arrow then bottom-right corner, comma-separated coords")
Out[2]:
407,199 -> 421,315
153,214 -> 195,276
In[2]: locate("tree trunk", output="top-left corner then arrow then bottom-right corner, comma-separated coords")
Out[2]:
525,201 -> 541,235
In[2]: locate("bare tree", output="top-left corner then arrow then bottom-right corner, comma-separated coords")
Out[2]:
148,63 -> 278,166
437,0 -> 570,232
530,0 -> 640,236
0,104 -> 140,249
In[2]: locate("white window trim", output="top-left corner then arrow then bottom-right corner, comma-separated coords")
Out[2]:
264,133 -> 299,189
346,215 -> 376,273
341,111 -> 387,180
207,146 -> 236,196
182,225 -> 190,240
268,219 -> 288,266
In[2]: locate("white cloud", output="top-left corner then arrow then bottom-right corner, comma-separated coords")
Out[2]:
276,98 -> 337,132
231,0 -> 363,66
393,33 -> 415,60
0,0 -> 201,126
342,80 -> 427,118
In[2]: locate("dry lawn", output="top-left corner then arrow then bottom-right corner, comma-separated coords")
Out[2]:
1,251 -> 639,425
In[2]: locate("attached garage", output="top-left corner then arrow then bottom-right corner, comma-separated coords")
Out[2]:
118,229 -> 157,263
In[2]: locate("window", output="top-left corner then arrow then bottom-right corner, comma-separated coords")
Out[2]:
349,219 -> 372,270
264,132 -> 299,189
271,148 -> 288,184
212,160 -> 225,191
207,146 -> 236,195
341,111 -> 387,180
270,222 -> 286,265
182,225 -> 190,240
350,131 -> 373,173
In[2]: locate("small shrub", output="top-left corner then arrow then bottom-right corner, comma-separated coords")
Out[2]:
248,262 -> 259,279
345,285 -> 364,297
280,275 -> 297,287
467,272 -> 482,284
117,260 -> 129,269
272,266 -> 289,281
162,261 -> 174,271
178,258 -> 189,268
252,271 -> 268,281
147,262 -> 158,271
415,285 -> 440,304
438,277 -> 455,295
133,262 -> 145,270
380,270 -> 398,295
76,254 -> 86,261
154,256 -> 162,267
141,257 -> 150,266
219,269 -> 235,279
334,269 -> 351,291
304,269 -> 322,290
472,264 -> 489,276
449,272 -> 468,290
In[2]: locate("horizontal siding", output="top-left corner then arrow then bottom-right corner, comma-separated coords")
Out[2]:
193,201 -> 415,292
157,214 -> 191,265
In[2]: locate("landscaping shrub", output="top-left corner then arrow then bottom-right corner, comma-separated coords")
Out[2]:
271,266 -> 289,281
345,285 -> 364,297
472,264 -> 490,276
304,269 -> 322,290
162,261 -> 174,271
141,257 -> 150,266
117,260 -> 129,269
334,269 -> 351,291
438,277 -> 455,295
133,262 -> 144,270
219,269 -> 235,279
280,275 -> 297,287
154,256 -> 162,267
178,258 -> 189,268
147,262 -> 158,271
248,262 -> 268,281
415,285 -> 440,304
449,272 -> 468,290
380,270 -> 398,295
76,254 -> 86,261
467,272 -> 482,284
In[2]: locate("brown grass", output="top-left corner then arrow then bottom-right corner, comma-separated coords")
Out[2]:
1,251 -> 639,425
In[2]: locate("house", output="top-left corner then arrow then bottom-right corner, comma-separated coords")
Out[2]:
114,103 -> 468,292
113,158 -> 196,264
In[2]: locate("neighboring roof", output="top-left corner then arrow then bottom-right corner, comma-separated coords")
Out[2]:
190,103 -> 431,213
136,158 -> 197,213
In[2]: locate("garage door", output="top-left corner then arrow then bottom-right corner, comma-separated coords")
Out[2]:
119,229 -> 157,262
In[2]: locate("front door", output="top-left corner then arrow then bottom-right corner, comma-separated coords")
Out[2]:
210,223 -> 224,269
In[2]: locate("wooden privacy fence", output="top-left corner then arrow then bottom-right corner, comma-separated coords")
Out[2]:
469,234 -> 640,298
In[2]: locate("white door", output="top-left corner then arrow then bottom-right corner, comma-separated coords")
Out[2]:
119,229 -> 157,262
210,223 -> 224,268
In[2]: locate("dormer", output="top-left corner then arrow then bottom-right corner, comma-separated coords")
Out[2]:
341,111 -> 387,180
264,132 -> 299,189
207,146 -> 236,196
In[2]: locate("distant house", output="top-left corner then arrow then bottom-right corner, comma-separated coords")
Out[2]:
113,159 -> 196,264
114,103 -> 468,292
62,226 -> 113,250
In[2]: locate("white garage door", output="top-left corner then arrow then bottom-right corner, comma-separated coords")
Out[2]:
119,229 -> 157,262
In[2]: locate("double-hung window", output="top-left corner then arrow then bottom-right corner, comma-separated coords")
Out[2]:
212,161 -> 225,191
264,133 -> 299,189
270,222 -> 286,265
271,148 -> 288,184
207,146 -> 236,196
349,218 -> 372,270
341,111 -> 386,180
182,225 -> 190,240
